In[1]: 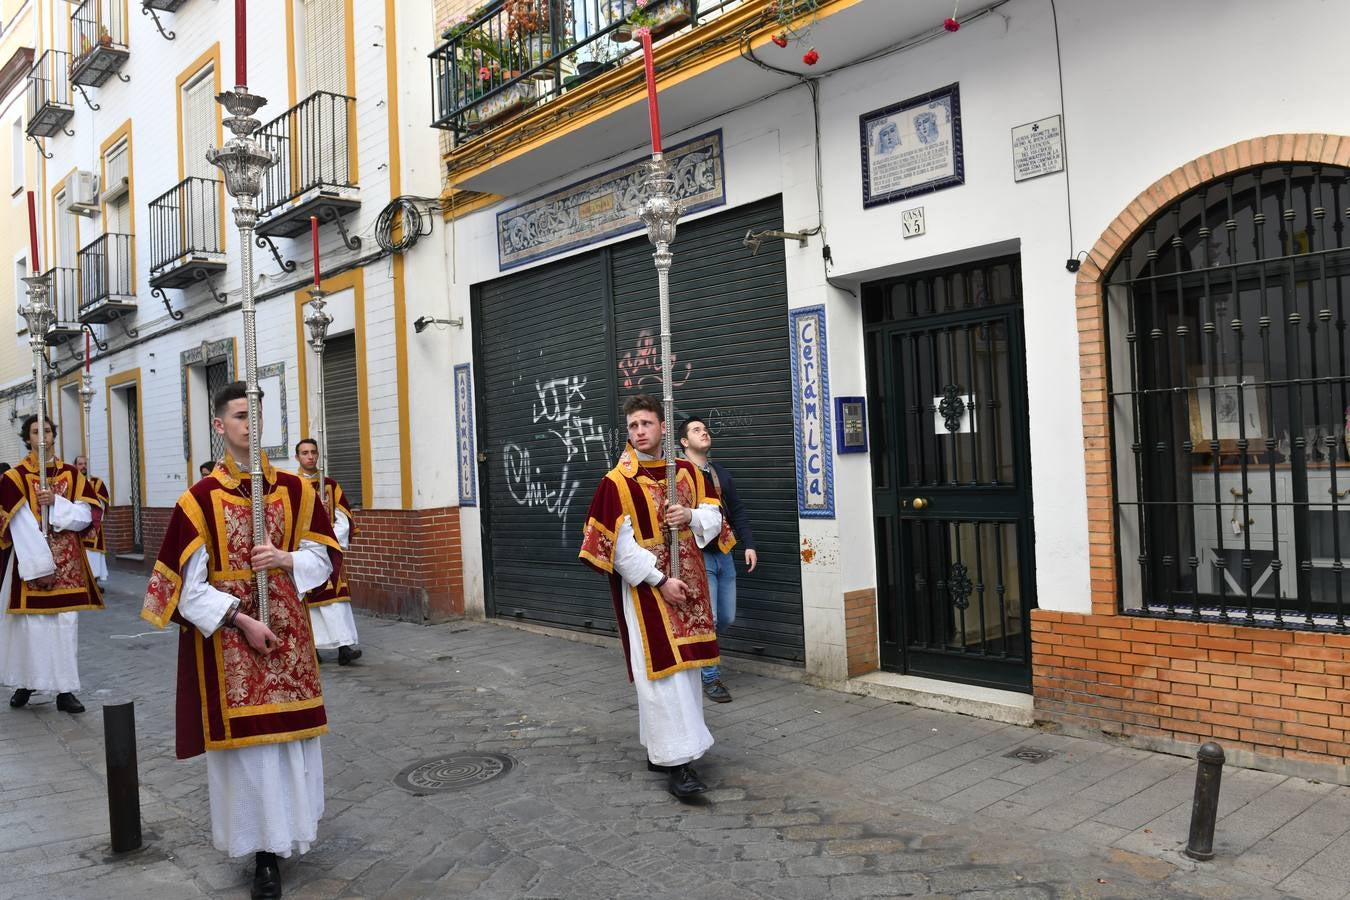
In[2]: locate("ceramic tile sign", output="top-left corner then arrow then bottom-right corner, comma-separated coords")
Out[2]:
454,363 -> 477,506
789,305 -> 835,518
1011,115 -> 1065,182
860,83 -> 964,208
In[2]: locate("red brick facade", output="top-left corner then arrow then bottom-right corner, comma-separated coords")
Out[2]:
105,504 -> 465,623
1037,133 -> 1350,770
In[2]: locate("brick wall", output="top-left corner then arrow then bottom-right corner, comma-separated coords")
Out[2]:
844,588 -> 879,678
346,507 -> 464,623
1039,132 -> 1350,773
104,504 -> 466,625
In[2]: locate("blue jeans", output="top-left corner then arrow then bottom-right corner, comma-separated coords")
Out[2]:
701,549 -> 736,684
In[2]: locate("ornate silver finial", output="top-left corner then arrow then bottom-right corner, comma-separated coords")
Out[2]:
638,155 -> 680,249
304,286 -> 333,354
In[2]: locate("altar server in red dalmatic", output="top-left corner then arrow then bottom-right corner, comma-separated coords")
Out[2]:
294,438 -> 362,665
0,415 -> 103,715
142,382 -> 341,900
74,455 -> 110,588
579,394 -> 724,801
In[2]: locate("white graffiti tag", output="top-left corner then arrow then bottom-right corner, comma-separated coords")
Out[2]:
504,375 -> 614,541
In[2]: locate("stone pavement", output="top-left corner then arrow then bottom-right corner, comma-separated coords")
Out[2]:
3,572 -> 1350,898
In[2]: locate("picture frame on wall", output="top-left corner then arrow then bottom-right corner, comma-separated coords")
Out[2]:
859,82 -> 964,209
1187,373 -> 1265,452
835,396 -> 868,454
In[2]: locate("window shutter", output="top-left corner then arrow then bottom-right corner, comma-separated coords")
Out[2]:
302,0 -> 346,97
183,70 -> 217,180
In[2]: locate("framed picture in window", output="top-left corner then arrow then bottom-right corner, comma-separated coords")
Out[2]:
1188,373 -> 1265,451
835,396 -> 868,453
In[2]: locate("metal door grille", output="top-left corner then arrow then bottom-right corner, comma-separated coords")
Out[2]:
1108,163 -> 1350,630
126,384 -> 143,551
206,361 -> 229,463
865,256 -> 1035,691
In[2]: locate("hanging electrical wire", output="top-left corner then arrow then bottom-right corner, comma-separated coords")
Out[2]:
374,195 -> 444,253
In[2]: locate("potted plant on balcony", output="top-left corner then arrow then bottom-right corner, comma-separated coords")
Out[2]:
97,25 -> 112,48
505,0 -> 559,80
609,0 -> 694,43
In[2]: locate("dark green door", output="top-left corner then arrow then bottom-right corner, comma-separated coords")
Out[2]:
865,256 -> 1036,691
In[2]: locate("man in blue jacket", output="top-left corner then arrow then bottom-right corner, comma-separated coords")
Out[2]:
679,416 -> 757,703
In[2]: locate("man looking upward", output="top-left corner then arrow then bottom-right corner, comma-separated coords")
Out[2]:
679,416 -> 756,703
579,394 -> 723,800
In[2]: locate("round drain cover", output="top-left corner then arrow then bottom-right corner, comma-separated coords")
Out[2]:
394,753 -> 515,795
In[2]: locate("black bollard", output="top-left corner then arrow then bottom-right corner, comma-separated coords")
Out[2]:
1184,741 -> 1224,860
103,701 -> 143,853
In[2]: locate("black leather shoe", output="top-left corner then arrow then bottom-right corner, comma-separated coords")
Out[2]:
337,645 -> 362,666
648,760 -> 699,776
703,679 -> 732,703
667,764 -> 707,800
55,693 -> 84,714
252,851 -> 281,899
9,688 -> 32,708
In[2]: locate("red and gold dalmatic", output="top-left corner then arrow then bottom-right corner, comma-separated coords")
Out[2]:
141,454 -> 342,759
300,473 -> 355,608
82,475 -> 109,554
0,454 -> 103,613
579,445 -> 724,681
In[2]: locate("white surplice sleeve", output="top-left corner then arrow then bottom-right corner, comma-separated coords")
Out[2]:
689,502 -> 722,550
614,516 -> 664,588
334,510 -> 351,551
179,546 -> 236,637
290,539 -> 333,594
48,495 -> 92,533
9,503 -> 55,581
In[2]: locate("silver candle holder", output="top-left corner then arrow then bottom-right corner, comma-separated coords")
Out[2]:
20,274 -> 54,536
304,285 -> 333,520
208,86 -> 277,626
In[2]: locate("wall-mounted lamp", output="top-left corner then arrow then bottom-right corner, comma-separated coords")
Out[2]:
743,226 -> 815,256
413,315 -> 463,333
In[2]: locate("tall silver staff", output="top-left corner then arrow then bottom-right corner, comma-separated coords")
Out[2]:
304,283 -> 333,522
207,85 -> 276,626
20,274 -> 54,536
638,155 -> 682,576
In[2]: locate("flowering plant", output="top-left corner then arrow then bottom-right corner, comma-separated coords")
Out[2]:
441,2 -> 494,41
504,0 -> 550,40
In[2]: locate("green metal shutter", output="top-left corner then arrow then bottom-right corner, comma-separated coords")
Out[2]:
610,196 -> 803,662
475,196 -> 804,662
323,333 -> 364,507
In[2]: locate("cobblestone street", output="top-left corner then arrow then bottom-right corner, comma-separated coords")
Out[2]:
3,570 -> 1350,898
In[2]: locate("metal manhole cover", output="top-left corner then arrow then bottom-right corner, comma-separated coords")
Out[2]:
394,753 -> 515,795
1004,746 -> 1056,764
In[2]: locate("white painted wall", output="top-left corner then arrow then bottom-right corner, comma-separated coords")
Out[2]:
427,0 -> 1350,680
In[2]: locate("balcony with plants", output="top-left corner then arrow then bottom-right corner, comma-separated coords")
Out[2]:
71,0 -> 130,88
430,0 -> 702,142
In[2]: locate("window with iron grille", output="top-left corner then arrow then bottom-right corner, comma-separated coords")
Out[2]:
1108,163 -> 1350,630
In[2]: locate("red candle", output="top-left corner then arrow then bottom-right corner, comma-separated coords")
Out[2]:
234,0 -> 247,86
310,215 -> 320,286
25,191 -> 40,273
640,31 -> 662,154
85,331 -> 91,371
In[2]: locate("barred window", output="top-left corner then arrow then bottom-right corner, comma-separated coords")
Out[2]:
1109,163 -> 1350,629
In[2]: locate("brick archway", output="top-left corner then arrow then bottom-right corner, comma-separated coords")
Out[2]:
1030,134 -> 1350,775
1075,133 -> 1350,615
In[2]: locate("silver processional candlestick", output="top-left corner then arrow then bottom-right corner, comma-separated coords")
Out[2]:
207,85 -> 276,627
304,286 -> 333,522
20,274 -> 54,536
638,154 -> 682,578
79,366 -> 94,476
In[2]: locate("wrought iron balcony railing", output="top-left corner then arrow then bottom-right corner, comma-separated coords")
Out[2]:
71,0 -> 130,88
429,0 -> 703,142
258,90 -> 357,215
78,233 -> 135,316
44,266 -> 83,344
26,50 -> 73,138
148,176 -> 224,274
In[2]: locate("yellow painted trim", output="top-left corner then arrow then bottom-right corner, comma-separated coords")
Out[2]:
439,190 -> 505,223
98,119 -> 135,278
285,0 -> 296,107
294,269 -> 373,507
173,43 -> 227,254
383,1 -> 411,506
344,0 -> 357,184
104,366 -> 146,507
441,0 -> 862,185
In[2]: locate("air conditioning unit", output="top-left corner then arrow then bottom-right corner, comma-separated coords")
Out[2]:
64,171 -> 100,217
